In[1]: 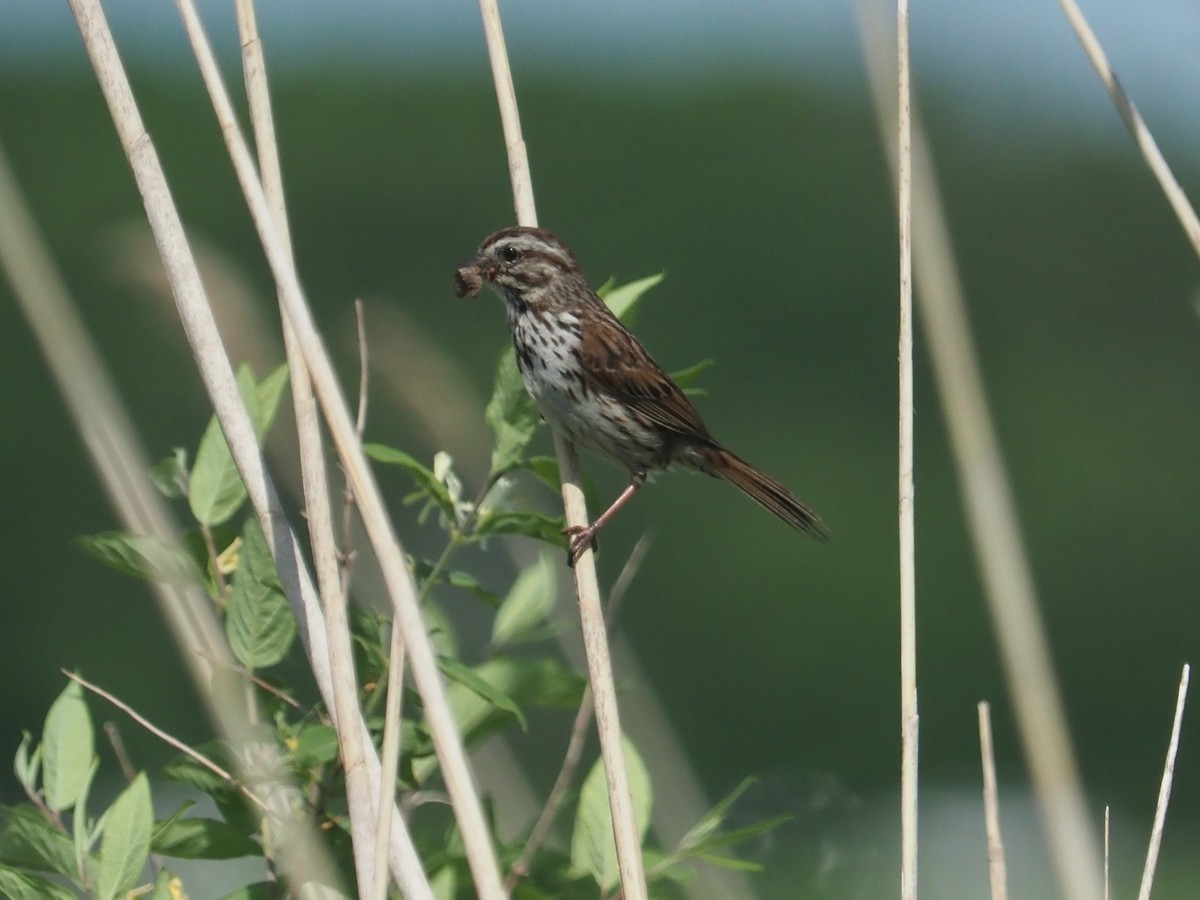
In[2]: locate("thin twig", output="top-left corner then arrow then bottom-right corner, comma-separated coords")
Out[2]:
340,298 -> 370,600
476,2 -> 647,897
1137,663 -> 1191,900
857,5 -> 1102,898
103,721 -> 137,783
234,1 -> 380,891
1057,0 -> 1200,260
505,535 -> 651,889
977,702 -> 1008,900
66,671 -> 267,812
896,0 -> 918,894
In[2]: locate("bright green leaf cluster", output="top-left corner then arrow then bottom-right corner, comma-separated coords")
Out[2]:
0,683 -> 164,899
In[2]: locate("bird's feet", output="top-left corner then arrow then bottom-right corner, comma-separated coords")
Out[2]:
563,524 -> 598,567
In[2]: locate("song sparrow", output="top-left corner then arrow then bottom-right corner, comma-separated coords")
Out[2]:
454,226 -> 827,563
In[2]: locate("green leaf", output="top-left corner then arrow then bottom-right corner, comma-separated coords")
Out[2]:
669,358 -> 714,395
13,732 -> 40,796
217,884 -> 273,900
437,657 -> 526,731
291,724 -> 340,768
71,759 -> 97,880
0,804 -> 77,877
410,560 -> 501,608
523,455 -> 562,493
0,866 -> 76,900
96,773 -> 152,900
149,447 -> 189,498
431,864 -> 457,900
152,816 -> 260,860
696,851 -> 765,872
678,777 -> 755,850
415,657 -> 584,781
161,746 -> 228,795
226,517 -> 295,669
188,363 -> 289,526
476,510 -> 567,548
570,735 -> 652,890
682,815 -> 790,859
76,532 -> 202,586
485,348 -> 541,479
422,598 -> 459,659
599,272 -> 664,325
364,444 -> 455,519
522,455 -> 601,512
149,868 -> 176,900
42,681 -> 93,812
492,554 -> 556,646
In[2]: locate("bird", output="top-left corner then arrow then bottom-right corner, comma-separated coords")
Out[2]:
453,225 -> 827,564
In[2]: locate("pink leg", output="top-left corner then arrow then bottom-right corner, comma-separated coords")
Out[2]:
565,473 -> 646,565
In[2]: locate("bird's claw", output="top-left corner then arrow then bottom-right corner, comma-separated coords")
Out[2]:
563,524 -> 598,567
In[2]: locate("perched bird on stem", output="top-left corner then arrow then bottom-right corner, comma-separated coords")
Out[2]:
454,226 -> 827,564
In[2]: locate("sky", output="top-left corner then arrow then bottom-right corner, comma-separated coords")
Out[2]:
5,0 -> 1199,149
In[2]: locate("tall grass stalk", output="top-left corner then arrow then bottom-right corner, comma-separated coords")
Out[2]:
1057,0 -> 1200,260
475,1 -> 649,897
857,3 -> 1102,898
232,1 -> 381,892
1137,664 -> 1191,900
896,0 -> 919,896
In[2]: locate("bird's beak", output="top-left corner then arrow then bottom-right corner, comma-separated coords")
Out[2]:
453,255 -> 492,298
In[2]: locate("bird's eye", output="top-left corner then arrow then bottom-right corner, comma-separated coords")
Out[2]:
500,245 -> 521,263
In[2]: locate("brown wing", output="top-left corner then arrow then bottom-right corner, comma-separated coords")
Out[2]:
577,302 -> 713,442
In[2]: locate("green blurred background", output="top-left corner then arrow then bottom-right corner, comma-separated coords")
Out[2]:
3,1 -> 1200,897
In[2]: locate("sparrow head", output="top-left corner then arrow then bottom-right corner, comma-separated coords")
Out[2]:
453,226 -> 583,303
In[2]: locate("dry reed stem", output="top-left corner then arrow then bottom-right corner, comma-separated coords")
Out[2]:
1104,806 -> 1110,900
472,1 -> 652,900
373,628 -> 407,900
1137,663 -> 1190,900
977,702 -> 1008,900
1057,0 -> 1200,260
475,2 -> 648,897
896,0 -> 918,897
340,299 -> 370,599
66,1 -> 451,895
0,138 -> 345,892
232,2 -> 381,892
167,0 -> 502,893
857,4 -> 1102,899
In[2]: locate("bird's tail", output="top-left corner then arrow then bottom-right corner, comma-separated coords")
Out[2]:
708,447 -> 829,542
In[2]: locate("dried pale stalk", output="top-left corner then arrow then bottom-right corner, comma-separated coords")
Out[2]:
1137,664 -> 1190,900
1057,0 -> 1200,260
475,1 -> 648,897
896,0 -> 918,897
978,702 -> 1008,900
233,0 -> 379,890
66,0 -> 452,895
857,4 -> 1102,898
170,0 -> 504,893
